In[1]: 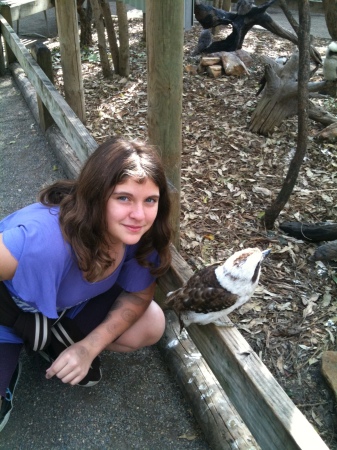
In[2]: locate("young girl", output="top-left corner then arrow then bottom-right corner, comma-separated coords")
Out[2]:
0,136 -> 172,431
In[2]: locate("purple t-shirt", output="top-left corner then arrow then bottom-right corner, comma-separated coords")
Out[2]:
0,203 -> 159,342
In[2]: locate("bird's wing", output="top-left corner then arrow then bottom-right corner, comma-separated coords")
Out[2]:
179,286 -> 238,313
166,263 -> 238,313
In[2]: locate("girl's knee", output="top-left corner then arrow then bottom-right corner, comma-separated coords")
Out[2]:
144,301 -> 166,344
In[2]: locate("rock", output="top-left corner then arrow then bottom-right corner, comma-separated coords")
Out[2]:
235,49 -> 253,67
322,351 -> 337,400
200,56 -> 221,66
221,52 -> 250,76
207,64 -> 223,78
184,64 -> 198,75
316,122 -> 337,142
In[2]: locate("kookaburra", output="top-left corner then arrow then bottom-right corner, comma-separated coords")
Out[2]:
166,248 -> 270,331
323,41 -> 337,81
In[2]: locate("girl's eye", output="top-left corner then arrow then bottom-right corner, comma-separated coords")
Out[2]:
146,197 -> 158,204
117,196 -> 129,202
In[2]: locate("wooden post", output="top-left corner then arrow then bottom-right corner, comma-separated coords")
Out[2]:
0,5 -> 16,64
54,0 -> 86,124
0,33 -> 5,75
146,0 -> 184,248
31,42 -> 54,131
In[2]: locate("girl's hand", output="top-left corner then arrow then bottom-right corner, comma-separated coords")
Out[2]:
45,342 -> 94,385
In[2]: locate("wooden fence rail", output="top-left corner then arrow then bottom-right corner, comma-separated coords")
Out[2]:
0,14 -> 330,450
0,14 -> 96,162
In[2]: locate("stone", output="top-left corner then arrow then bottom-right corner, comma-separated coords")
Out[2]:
316,122 -> 337,142
221,52 -> 250,76
200,56 -> 221,66
207,64 -> 223,78
321,351 -> 337,400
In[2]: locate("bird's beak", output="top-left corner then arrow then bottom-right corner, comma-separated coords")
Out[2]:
262,249 -> 271,259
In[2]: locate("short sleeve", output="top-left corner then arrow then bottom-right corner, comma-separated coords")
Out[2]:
2,208 -> 72,318
2,226 -> 26,261
116,247 -> 160,293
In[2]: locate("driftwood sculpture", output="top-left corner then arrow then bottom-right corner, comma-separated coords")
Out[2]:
194,0 -> 321,64
249,52 -> 337,135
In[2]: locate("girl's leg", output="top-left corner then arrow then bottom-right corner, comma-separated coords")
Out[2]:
71,285 -> 165,353
0,343 -> 22,397
0,343 -> 22,432
105,300 -> 165,353
71,284 -> 123,335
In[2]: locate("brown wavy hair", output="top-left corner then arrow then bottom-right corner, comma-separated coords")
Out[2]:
39,136 -> 172,282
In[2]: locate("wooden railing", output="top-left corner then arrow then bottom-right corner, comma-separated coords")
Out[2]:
0,13 -> 330,450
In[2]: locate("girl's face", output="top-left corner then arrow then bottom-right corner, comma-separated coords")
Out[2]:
106,177 -> 160,246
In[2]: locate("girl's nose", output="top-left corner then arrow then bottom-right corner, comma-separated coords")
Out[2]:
130,203 -> 145,220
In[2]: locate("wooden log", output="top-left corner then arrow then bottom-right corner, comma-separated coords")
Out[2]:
45,125 -> 83,179
30,42 -> 54,132
10,62 -> 39,122
279,221 -> 337,242
157,246 -> 329,450
10,62 -> 83,179
91,0 -> 112,78
0,16 -> 97,162
116,0 -> 129,77
54,0 -> 86,124
158,310 -> 260,450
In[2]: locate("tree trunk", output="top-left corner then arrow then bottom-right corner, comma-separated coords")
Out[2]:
91,0 -> 112,77
278,0 -> 300,36
222,0 -> 231,11
264,0 -> 311,230
322,0 -> 337,40
116,0 -> 130,77
77,0 -> 93,48
100,0 -> 120,74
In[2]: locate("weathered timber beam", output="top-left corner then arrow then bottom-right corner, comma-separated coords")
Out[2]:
10,63 -> 83,179
0,15 -> 97,162
157,246 -> 329,450
159,310 -> 260,450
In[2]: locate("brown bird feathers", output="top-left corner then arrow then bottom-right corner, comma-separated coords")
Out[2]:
166,247 -> 270,331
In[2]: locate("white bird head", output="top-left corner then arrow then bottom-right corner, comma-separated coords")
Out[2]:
215,247 -> 270,298
327,41 -> 337,55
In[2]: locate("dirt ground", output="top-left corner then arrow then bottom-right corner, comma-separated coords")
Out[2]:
42,13 -> 337,449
